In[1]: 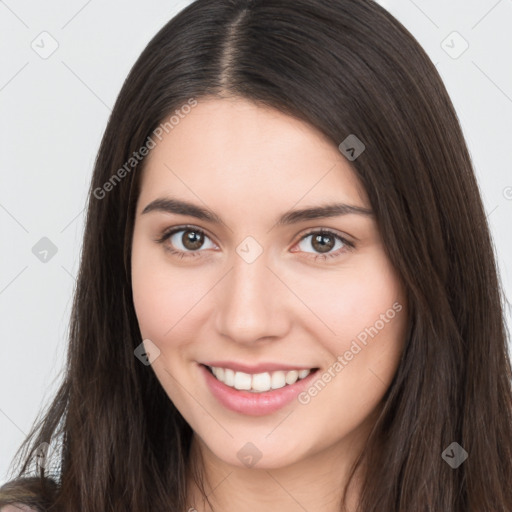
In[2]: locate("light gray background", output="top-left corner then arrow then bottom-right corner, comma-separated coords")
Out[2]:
1,0 -> 511,484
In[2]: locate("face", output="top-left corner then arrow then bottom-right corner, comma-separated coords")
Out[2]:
131,97 -> 408,471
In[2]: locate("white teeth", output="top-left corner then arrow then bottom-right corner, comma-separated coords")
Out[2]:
234,371 -> 252,390
224,368 -> 235,386
252,372 -> 271,392
271,371 -> 286,390
208,366 -> 313,393
285,370 -> 299,385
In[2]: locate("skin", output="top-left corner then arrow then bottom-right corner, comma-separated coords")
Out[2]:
131,97 -> 408,512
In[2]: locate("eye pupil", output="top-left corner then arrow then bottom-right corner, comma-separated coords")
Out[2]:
183,230 -> 204,250
312,233 -> 335,253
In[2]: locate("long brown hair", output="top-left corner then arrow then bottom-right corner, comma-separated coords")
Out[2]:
2,0 -> 511,510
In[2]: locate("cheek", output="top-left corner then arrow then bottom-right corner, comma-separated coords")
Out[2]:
131,240 -> 213,344
131,236 -> 178,340
321,262 -> 407,401
297,268 -> 407,438
296,254 -> 404,345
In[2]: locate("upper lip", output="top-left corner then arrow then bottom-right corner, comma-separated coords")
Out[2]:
201,361 -> 318,374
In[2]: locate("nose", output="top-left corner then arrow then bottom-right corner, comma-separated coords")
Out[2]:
214,247 -> 291,346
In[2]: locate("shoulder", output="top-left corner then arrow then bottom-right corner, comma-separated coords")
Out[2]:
1,505 -> 38,512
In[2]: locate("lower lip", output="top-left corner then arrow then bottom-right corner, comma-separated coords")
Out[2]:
199,363 -> 318,416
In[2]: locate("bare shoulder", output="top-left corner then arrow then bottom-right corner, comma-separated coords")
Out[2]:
1,505 -> 38,512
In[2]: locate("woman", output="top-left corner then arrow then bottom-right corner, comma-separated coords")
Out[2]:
2,0 -> 511,510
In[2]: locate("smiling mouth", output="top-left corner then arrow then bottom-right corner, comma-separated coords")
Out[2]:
202,364 -> 319,393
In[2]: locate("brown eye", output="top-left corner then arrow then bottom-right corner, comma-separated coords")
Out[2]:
180,229 -> 205,250
156,225 -> 354,262
295,229 -> 354,262
310,232 -> 336,253
156,225 -> 216,257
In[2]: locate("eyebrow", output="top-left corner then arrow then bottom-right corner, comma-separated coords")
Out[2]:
141,197 -> 374,226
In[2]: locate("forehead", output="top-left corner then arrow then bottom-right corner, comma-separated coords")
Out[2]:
138,97 -> 369,214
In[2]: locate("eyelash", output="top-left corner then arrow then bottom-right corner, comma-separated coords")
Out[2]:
155,224 -> 355,262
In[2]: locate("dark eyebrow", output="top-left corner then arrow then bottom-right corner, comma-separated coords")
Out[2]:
275,202 -> 374,225
141,197 -> 374,225
141,198 -> 223,223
